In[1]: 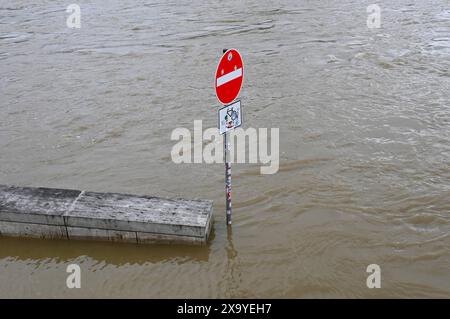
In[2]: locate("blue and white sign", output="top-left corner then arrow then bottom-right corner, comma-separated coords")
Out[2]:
218,100 -> 242,135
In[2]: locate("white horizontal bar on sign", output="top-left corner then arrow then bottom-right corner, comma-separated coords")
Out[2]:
217,68 -> 243,87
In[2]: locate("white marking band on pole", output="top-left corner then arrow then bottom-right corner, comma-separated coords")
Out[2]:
216,68 -> 243,87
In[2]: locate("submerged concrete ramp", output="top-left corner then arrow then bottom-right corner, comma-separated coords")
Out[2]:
0,185 -> 213,245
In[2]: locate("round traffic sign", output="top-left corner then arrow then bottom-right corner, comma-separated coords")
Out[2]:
215,49 -> 244,105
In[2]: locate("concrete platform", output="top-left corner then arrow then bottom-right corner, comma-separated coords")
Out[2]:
0,185 -> 213,245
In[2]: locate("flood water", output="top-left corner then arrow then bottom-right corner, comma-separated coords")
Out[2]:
1,0 -> 449,298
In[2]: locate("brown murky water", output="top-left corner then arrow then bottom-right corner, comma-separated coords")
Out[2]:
0,0 -> 449,298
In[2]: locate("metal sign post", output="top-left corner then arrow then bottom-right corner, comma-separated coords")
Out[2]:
224,128 -> 232,225
218,100 -> 242,225
223,48 -> 232,226
215,48 -> 244,226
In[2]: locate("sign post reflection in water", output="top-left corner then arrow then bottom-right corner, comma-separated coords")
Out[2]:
215,49 -> 244,225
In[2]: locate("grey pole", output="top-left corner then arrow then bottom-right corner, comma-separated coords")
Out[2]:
225,132 -> 231,225
223,48 -> 232,225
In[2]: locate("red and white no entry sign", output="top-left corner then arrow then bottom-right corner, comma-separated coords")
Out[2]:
215,49 -> 244,105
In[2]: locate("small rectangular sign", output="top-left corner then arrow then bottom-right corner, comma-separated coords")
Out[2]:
218,100 -> 242,135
